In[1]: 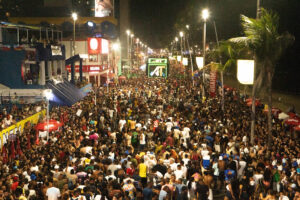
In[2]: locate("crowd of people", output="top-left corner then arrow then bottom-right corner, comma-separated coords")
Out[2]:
0,73 -> 300,200
0,104 -> 42,131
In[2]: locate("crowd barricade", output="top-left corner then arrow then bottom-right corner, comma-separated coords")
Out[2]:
0,110 -> 46,148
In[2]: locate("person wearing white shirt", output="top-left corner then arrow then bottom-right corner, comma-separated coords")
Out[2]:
174,165 -> 184,181
119,119 -> 127,131
182,126 -> 190,139
46,182 -> 61,200
164,169 -> 172,180
169,159 -> 178,171
165,120 -> 173,132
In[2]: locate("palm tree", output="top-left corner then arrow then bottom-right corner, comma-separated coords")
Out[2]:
208,41 -> 242,111
230,8 -> 294,146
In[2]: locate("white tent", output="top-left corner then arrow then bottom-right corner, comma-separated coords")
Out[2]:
279,112 -> 289,120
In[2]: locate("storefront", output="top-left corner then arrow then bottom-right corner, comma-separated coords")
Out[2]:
63,37 -> 116,86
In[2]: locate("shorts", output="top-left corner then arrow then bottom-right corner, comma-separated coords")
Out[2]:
219,171 -> 225,181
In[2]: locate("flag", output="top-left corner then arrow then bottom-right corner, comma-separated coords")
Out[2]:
10,141 -> 15,159
2,145 -> 8,164
35,130 -> 40,145
16,138 -> 22,156
27,134 -> 31,150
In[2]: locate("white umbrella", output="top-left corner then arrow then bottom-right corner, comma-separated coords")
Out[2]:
139,64 -> 146,71
279,112 -> 289,120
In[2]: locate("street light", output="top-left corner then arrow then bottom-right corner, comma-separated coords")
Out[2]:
179,32 -> 184,59
112,43 -> 120,51
126,30 -> 131,73
186,25 -> 190,29
185,25 -> 195,86
72,12 -> 78,56
201,8 -> 209,96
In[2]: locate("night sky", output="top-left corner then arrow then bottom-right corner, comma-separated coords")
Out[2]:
130,0 -> 300,93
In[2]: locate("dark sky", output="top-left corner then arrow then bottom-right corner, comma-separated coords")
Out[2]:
130,0 -> 300,49
130,0 -> 300,93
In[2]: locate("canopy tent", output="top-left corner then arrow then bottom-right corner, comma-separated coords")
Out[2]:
285,118 -> 300,126
35,119 -> 63,132
279,112 -> 289,120
47,79 -> 86,106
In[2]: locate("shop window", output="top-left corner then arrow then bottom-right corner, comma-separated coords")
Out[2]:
22,63 -> 39,85
89,54 -> 98,62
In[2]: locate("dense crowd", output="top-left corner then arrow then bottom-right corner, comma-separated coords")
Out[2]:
0,75 -> 299,200
0,104 -> 43,131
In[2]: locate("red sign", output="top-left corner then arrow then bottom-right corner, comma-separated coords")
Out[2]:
66,65 -> 104,73
88,38 -> 101,54
210,70 -> 217,97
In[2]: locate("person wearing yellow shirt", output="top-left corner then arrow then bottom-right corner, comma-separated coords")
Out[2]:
138,158 -> 147,187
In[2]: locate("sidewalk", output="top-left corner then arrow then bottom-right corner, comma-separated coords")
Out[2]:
224,77 -> 300,113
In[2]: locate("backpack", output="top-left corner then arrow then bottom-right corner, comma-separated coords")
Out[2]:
68,179 -> 74,190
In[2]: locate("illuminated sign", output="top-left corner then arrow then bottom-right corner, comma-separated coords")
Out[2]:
90,66 -> 100,71
237,60 -> 254,85
182,57 -> 188,66
196,57 -> 204,69
101,39 -> 109,54
177,56 -> 182,62
90,38 -> 99,50
88,38 -> 101,54
95,0 -> 113,17
51,45 -> 62,56
147,58 -> 169,78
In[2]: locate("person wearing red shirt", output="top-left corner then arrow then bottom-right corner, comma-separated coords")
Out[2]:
10,177 -> 19,191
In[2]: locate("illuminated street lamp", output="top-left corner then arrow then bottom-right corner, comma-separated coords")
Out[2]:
201,8 -> 209,95
179,32 -> 184,58
186,24 -> 190,29
126,30 -> 131,71
72,12 -> 78,56
185,25 -> 194,86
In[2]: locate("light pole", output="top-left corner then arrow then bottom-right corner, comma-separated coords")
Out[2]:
72,12 -> 78,56
130,34 -> 134,70
186,25 -> 195,86
179,31 -> 184,59
126,30 -> 130,71
44,89 -> 52,141
175,37 -> 179,57
202,9 -> 209,96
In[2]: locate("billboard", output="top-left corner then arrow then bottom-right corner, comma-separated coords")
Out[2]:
87,38 -> 109,54
95,0 -> 113,17
237,59 -> 254,85
147,58 -> 169,78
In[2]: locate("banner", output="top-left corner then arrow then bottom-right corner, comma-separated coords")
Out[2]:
209,70 -> 217,97
0,110 -> 46,148
80,83 -> 93,95
95,0 -> 113,17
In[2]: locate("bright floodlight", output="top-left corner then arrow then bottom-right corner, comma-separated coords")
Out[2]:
43,89 -> 53,100
72,12 -> 78,21
179,31 -> 184,37
186,25 -> 190,29
131,34 -> 134,38
126,30 -> 130,35
87,21 -> 94,27
112,43 -> 120,51
175,37 -> 179,42
202,9 -> 209,20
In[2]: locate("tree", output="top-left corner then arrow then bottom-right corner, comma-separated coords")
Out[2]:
208,41 -> 244,111
230,8 -> 294,147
